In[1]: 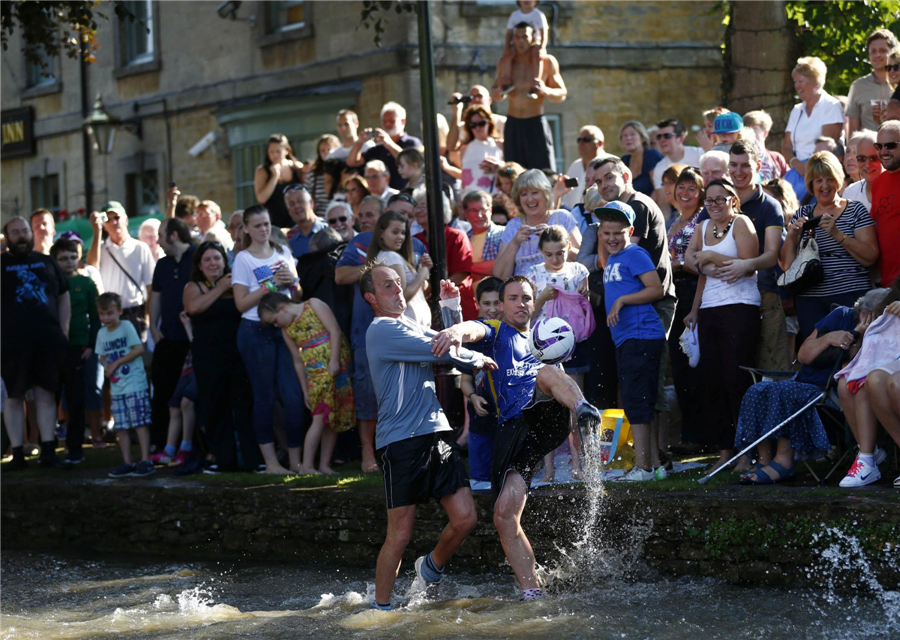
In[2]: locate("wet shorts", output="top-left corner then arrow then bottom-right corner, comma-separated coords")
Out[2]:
377,432 -> 469,509
491,396 -> 570,502
111,390 -> 151,431
168,372 -> 199,408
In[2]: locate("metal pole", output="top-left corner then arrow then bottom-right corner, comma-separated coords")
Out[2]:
80,39 -> 93,214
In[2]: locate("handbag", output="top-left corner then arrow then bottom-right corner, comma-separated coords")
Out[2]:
777,231 -> 824,293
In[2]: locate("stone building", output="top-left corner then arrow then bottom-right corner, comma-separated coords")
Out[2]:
0,1 -> 728,225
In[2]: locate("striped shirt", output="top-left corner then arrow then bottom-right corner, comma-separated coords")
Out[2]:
790,201 -> 875,298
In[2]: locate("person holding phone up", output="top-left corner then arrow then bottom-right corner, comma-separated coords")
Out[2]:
780,151 -> 880,342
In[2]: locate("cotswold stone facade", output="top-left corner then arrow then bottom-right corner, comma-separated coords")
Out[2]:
1,1 -> 727,223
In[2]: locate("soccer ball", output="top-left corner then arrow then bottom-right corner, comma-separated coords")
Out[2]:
529,317 -> 576,365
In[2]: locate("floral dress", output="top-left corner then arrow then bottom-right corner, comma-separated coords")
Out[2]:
286,303 -> 355,432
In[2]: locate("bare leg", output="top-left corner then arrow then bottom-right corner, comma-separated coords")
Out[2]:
359,419 -> 379,472
87,410 -> 103,444
536,366 -> 584,412
135,425 -> 151,461
297,414 -> 324,474
755,441 -> 774,466
541,452 -> 556,482
375,505 -> 416,604
3,397 -> 25,448
432,487 -> 477,568
852,384 -> 879,454
493,471 -> 539,590
259,442 -> 293,475
318,426 -> 338,474
838,378 -> 860,444
867,370 -> 900,444
180,398 -> 195,445
33,386 -> 59,444
116,430 -> 132,465
165,407 -> 182,451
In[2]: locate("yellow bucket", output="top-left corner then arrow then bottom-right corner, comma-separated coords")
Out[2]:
598,409 -> 635,470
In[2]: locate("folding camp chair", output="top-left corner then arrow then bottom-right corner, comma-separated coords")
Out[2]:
739,366 -> 853,485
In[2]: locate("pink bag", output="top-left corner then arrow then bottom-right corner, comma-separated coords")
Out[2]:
544,287 -> 595,342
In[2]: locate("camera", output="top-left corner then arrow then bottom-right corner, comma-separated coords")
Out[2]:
564,177 -> 579,188
98,211 -> 108,223
448,95 -> 474,106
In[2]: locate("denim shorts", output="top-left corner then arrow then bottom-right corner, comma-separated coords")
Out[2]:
352,345 -> 378,421
615,338 -> 664,425
168,372 -> 198,408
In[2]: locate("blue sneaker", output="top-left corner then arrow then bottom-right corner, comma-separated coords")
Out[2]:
109,463 -> 137,478
133,460 -> 156,477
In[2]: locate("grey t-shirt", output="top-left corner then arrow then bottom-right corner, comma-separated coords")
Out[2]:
366,313 -> 487,450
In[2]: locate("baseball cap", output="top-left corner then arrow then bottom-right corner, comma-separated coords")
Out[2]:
714,112 -> 744,135
101,201 -> 127,217
58,230 -> 83,244
594,200 -> 636,226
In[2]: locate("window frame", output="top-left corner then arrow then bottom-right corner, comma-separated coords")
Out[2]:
255,0 -> 313,47
114,0 -> 162,78
125,168 -> 161,218
20,45 -> 62,99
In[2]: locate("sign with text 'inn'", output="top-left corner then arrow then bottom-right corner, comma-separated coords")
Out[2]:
1,107 -> 35,159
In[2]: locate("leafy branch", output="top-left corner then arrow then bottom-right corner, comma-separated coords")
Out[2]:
358,0 -> 416,48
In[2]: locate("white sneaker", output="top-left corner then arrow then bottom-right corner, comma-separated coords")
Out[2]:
621,467 -> 655,482
412,556 -> 441,599
679,325 -> 700,368
839,455 -> 881,488
874,446 -> 887,466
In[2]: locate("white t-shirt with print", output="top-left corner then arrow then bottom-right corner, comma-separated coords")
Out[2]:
528,261 -> 589,325
231,244 -> 296,322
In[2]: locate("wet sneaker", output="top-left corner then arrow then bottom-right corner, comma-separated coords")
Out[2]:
679,325 -> 700,368
413,556 -> 442,599
839,455 -> 881,488
621,467 -> 655,482
575,401 -> 602,445
109,463 -> 137,478
168,450 -> 189,468
149,452 -> 173,466
133,460 -> 156,477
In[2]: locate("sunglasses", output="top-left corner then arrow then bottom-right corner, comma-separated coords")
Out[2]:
576,136 -> 596,143
874,141 -> 899,151
328,216 -> 349,225
469,120 -> 489,129
198,240 -> 223,251
703,196 -> 732,206
885,64 -> 900,72
856,154 -> 880,164
387,193 -> 415,206
283,184 -> 308,196
656,133 -> 677,141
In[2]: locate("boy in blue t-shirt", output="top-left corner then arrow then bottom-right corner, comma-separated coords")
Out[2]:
598,201 -> 667,482
95,292 -> 154,479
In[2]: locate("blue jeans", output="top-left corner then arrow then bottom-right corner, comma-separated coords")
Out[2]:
237,319 -> 307,448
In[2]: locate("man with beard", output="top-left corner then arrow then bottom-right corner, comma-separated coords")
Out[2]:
346,102 -> 423,190
1,217 -> 71,470
430,276 -> 601,601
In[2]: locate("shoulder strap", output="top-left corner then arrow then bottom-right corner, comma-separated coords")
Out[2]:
105,244 -> 144,305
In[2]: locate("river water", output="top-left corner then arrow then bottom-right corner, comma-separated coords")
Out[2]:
2,548 -> 898,640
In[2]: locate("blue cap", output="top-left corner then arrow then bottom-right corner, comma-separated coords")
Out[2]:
58,230 -> 83,244
714,112 -> 743,135
594,200 -> 636,226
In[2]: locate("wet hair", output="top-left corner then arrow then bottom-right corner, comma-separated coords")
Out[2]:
538,224 -> 569,250
97,292 -> 123,311
476,276 -> 503,302
365,210 -> 415,271
190,240 -> 231,283
656,118 -> 687,137
705,179 -> 743,215
500,274 -> 536,300
462,105 -> 496,139
164,217 -> 192,244
257,291 -> 293,324
242,204 -> 278,251
50,238 -> 79,258
729,139 -> 760,166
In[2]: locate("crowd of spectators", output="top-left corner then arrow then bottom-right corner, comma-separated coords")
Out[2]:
2,18 -> 899,490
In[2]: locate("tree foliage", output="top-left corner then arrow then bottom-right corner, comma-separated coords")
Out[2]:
0,0 -> 140,65
358,0 -> 416,48
786,0 -> 900,95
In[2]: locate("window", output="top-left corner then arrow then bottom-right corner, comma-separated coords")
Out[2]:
268,1 -> 307,32
30,174 -> 60,214
125,170 -> 160,217
115,1 -> 160,77
233,143 -> 263,210
24,46 -> 55,88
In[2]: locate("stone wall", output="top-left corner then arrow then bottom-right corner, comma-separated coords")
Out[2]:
3,479 -> 897,591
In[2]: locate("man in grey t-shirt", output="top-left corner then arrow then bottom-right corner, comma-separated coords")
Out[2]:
362,263 -> 496,611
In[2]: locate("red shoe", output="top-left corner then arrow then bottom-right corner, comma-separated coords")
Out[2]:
168,450 -> 189,468
149,452 -> 173,466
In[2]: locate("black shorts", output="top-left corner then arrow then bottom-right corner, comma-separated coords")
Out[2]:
615,338 -> 664,425
504,115 -> 556,172
377,432 -> 469,510
1,331 -> 67,399
492,398 -> 570,502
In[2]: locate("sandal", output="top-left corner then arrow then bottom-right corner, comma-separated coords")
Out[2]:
742,460 -> 795,485
739,462 -> 765,483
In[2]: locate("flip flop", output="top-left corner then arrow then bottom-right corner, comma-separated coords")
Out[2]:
744,461 -> 795,485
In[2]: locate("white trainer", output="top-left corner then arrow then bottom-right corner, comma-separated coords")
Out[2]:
621,467 -> 655,482
839,455 -> 881,488
679,325 -> 700,368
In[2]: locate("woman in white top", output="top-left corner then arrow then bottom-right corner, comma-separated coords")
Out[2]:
782,56 -> 844,198
232,205 -> 307,475
459,105 -> 504,192
842,131 -> 883,211
684,179 -> 761,475
365,211 -> 433,328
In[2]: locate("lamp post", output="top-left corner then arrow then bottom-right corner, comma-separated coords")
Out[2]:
83,94 -> 142,204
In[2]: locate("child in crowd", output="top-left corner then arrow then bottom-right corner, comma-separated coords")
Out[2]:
460,277 -> 504,487
258,291 -> 355,475
397,148 -> 425,190
497,0 -> 549,93
150,312 -> 196,468
51,238 -> 101,463
528,225 -> 590,481
95,292 -> 154,478
598,201 -> 667,482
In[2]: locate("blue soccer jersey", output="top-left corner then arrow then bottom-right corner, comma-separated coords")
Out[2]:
469,319 -> 545,425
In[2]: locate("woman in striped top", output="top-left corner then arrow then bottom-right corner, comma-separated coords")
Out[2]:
780,151 -> 880,341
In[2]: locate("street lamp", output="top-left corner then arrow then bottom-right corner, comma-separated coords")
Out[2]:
84,94 -> 142,155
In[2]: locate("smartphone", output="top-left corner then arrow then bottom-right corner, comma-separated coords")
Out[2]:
169,181 -> 176,189
564,177 -> 579,188
801,216 -> 822,232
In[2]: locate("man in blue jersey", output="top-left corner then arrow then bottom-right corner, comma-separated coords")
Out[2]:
431,275 -> 602,601
362,262 -> 497,611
